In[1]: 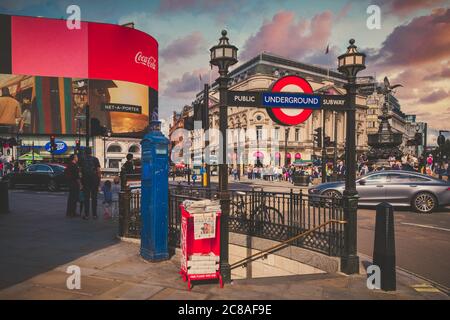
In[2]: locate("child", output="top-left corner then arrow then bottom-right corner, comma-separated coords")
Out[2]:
111,176 -> 121,220
101,180 -> 113,220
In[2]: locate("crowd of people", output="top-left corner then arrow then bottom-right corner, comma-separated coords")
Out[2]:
226,152 -> 450,185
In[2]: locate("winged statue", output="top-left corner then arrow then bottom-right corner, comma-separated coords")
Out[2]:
380,76 -> 403,95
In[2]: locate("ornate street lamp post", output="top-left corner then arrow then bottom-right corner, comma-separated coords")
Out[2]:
210,30 -> 238,283
337,39 -> 366,274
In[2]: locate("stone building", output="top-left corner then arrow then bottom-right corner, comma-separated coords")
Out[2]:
191,53 -> 370,168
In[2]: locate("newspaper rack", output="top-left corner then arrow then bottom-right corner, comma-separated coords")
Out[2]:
179,204 -> 222,290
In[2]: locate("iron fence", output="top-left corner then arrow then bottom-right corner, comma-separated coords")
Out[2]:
229,189 -> 345,256
119,185 -> 345,257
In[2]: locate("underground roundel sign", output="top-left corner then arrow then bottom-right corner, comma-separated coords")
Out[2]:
267,76 -> 314,126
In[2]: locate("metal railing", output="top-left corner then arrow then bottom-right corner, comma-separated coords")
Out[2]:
230,219 -> 347,270
229,188 -> 345,256
118,186 -> 141,238
119,184 -> 346,257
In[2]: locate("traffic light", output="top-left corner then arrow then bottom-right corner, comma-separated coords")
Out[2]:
314,127 -> 322,148
50,135 -> 57,152
184,116 -> 194,130
324,136 -> 332,147
414,132 -> 423,146
437,134 -> 445,146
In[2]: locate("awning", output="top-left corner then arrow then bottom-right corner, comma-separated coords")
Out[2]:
18,152 -> 43,161
253,151 -> 264,158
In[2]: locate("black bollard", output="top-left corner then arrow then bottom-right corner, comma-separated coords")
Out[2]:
0,181 -> 9,214
373,202 -> 396,291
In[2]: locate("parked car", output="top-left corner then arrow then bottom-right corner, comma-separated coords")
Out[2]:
3,163 -> 68,191
308,170 -> 450,213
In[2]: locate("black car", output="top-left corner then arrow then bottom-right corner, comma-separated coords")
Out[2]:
3,163 -> 68,191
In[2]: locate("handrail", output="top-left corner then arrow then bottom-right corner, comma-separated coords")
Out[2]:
230,219 -> 347,270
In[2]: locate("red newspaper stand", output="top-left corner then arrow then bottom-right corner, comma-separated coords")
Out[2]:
179,204 -> 222,290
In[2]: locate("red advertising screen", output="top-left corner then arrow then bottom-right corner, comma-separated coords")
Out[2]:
0,14 -> 158,136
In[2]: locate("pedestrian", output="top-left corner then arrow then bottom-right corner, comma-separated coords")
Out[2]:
101,180 -> 113,220
337,160 -> 345,180
121,153 -> 135,175
192,172 -> 197,185
232,167 -> 238,180
111,176 -> 121,219
65,154 -> 81,218
80,147 -> 101,220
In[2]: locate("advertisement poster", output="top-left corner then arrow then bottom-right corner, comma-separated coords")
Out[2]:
0,74 -> 150,135
193,213 -> 216,240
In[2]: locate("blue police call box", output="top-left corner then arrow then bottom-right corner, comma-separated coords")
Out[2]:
140,121 -> 170,261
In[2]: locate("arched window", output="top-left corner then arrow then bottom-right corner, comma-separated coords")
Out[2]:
128,145 -> 140,153
107,144 -> 122,153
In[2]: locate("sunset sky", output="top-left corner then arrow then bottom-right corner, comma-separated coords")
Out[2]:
1,0 -> 449,144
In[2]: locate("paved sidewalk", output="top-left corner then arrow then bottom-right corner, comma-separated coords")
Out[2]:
0,241 -> 447,300
0,189 -> 447,300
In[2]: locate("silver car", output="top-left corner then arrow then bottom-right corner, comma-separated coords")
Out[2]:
308,170 -> 450,213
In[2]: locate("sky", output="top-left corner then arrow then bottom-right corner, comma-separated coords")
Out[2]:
1,0 -> 449,144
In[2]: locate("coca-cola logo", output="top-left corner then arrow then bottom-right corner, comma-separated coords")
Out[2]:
135,51 -> 156,70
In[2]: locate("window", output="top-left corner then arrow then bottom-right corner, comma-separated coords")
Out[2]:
128,145 -> 140,153
388,174 -> 429,183
26,165 -> 38,172
51,165 -> 65,173
295,128 -> 300,141
274,127 -> 279,140
107,144 -> 122,153
360,173 -> 387,184
256,126 -> 263,141
108,159 -> 122,169
35,165 -> 52,172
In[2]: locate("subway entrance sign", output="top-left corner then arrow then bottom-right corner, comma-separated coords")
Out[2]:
227,76 -> 347,126
227,91 -> 346,109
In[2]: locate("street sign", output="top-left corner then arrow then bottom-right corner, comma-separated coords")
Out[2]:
321,95 -> 347,109
268,75 -> 315,126
44,140 -> 68,155
227,91 -> 261,107
226,76 -> 349,125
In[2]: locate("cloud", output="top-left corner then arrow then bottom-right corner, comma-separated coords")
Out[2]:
419,89 -> 449,104
336,2 -> 352,22
160,32 -> 205,63
240,11 -> 333,61
423,66 -> 450,81
162,68 -> 218,99
303,45 -> 340,68
370,8 -> 450,67
374,0 -> 445,18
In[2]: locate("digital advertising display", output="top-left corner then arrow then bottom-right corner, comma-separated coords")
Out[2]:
0,13 -> 158,136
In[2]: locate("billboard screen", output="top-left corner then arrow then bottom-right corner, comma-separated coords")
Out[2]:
0,74 -> 151,135
0,14 -> 158,135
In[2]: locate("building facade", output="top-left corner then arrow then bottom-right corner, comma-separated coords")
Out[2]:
172,53 -> 371,168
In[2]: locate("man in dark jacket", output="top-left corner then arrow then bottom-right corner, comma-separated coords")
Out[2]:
80,147 -> 101,220
65,154 -> 81,217
121,153 -> 135,175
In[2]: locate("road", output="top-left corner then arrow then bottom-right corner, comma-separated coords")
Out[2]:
357,206 -> 450,290
2,185 -> 450,292
172,178 -> 450,290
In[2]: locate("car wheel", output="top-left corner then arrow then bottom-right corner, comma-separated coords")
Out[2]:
47,180 -> 58,192
412,192 -> 437,214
